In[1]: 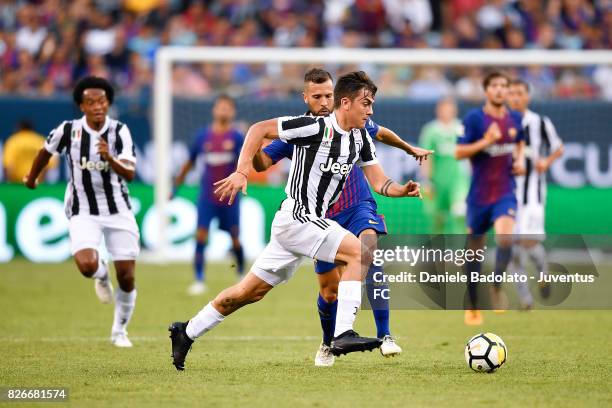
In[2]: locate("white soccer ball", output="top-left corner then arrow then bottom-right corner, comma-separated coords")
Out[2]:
464,332 -> 507,373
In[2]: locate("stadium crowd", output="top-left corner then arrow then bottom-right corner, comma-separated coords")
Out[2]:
0,0 -> 610,100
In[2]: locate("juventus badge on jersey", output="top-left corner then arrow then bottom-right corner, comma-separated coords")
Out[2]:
322,125 -> 333,146
71,128 -> 81,140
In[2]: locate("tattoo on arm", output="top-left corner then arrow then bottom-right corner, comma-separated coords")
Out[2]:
380,179 -> 393,196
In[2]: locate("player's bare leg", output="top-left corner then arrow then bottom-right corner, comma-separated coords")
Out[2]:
229,228 -> 245,277
464,231 -> 485,326
329,233 -> 382,356
169,272 -> 273,370
491,216 -> 514,312
360,229 -> 401,357
189,228 -> 209,295
74,248 -> 113,304
513,238 -> 550,309
111,260 -> 137,347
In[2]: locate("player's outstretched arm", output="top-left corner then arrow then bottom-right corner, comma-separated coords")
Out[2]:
376,126 -> 434,164
97,138 -> 135,182
23,148 -> 53,189
214,118 -> 279,204
362,163 -> 421,198
171,159 -> 194,198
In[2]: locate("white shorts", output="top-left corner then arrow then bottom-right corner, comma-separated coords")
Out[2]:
69,211 -> 140,261
515,204 -> 545,240
251,210 -> 349,286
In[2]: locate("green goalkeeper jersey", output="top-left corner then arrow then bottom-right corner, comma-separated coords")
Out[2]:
419,119 -> 470,191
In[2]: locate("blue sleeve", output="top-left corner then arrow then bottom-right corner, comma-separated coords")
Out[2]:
458,110 -> 481,144
263,139 -> 294,164
365,118 -> 380,138
189,131 -> 205,162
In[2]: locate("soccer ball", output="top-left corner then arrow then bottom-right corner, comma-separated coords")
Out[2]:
464,333 -> 507,373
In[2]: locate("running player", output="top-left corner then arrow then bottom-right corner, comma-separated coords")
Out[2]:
253,68 -> 433,366
168,71 -> 422,370
24,76 -> 139,347
456,71 -> 525,325
173,95 -> 245,295
419,97 -> 469,234
507,78 -> 564,309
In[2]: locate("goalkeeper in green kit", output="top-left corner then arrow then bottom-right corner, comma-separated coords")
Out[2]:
419,97 -> 470,234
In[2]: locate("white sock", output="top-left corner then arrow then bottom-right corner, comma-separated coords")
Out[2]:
527,243 -> 547,274
511,247 -> 533,306
186,302 -> 225,340
334,280 -> 362,337
112,288 -> 137,335
92,259 -> 108,280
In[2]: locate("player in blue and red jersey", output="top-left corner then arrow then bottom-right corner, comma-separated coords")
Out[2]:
254,68 -> 433,366
174,95 -> 245,295
456,71 -> 525,325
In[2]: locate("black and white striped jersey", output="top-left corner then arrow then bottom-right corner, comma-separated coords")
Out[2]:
277,111 -> 378,220
44,116 -> 136,218
516,110 -> 563,206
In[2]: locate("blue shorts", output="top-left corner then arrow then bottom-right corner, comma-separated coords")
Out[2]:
314,203 -> 387,274
197,197 -> 240,235
466,194 -> 517,235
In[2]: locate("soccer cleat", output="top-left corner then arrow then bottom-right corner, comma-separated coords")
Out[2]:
489,286 -> 509,313
314,342 -> 335,367
168,321 -> 194,371
330,330 -> 382,356
187,281 -> 207,296
94,261 -> 113,304
380,335 -> 402,357
464,309 -> 483,326
111,332 -> 133,348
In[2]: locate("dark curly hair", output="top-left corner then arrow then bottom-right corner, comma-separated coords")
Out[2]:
73,76 -> 115,105
333,71 -> 377,109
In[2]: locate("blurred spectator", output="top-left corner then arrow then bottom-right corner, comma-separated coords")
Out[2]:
475,0 -> 506,33
455,67 -> 484,102
454,16 -> 481,48
15,4 -> 47,55
593,65 -> 612,101
406,67 -> 453,100
84,12 -> 116,56
520,65 -> 556,99
2,120 -> 57,183
383,0 -> 432,34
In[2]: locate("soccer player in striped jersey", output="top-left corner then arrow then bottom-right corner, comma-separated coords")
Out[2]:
507,79 -> 564,309
168,71 -> 422,371
253,68 -> 433,366
456,71 -> 525,325
24,76 -> 139,347
173,95 -> 245,296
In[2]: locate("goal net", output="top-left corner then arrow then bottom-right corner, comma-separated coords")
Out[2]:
151,47 -> 612,261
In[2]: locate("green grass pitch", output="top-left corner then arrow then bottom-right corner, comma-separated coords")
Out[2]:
1,259 -> 611,407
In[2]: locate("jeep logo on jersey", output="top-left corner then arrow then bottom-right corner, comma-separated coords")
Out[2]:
79,157 -> 110,172
319,157 -> 352,175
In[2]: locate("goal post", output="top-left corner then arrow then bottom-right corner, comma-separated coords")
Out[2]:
151,46 -> 612,261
